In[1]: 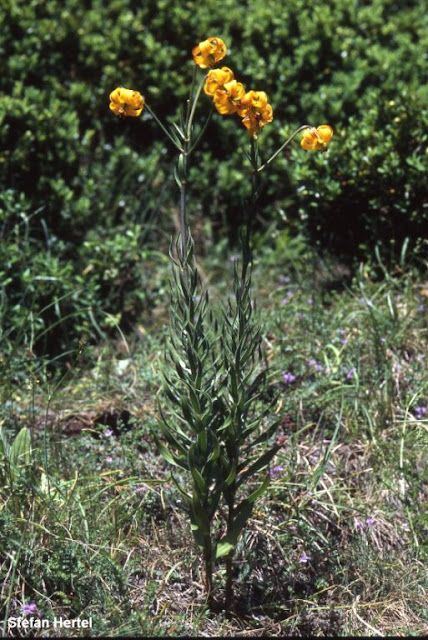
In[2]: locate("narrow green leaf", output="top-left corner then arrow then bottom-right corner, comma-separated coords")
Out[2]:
197,429 -> 207,455
156,441 -> 187,469
215,500 -> 253,558
0,426 -> 11,459
246,476 -> 270,504
10,427 -> 31,467
236,444 -> 281,486
190,466 -> 207,498
215,541 -> 235,558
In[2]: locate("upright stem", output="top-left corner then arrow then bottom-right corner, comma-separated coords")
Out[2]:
179,148 -> 188,265
178,76 -> 205,266
241,137 -> 260,281
204,533 -> 213,601
224,493 -> 235,612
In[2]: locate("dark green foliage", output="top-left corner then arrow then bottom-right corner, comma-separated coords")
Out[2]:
1,0 -> 426,361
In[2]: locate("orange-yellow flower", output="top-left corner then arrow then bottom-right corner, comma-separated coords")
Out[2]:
238,90 -> 273,138
109,87 -> 144,118
300,125 -> 333,151
192,36 -> 227,69
204,67 -> 234,96
213,79 -> 246,115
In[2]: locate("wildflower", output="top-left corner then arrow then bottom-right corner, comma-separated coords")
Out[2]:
192,36 -> 227,69
308,359 -> 323,372
204,67 -> 234,96
346,366 -> 356,380
299,553 -> 311,564
366,517 -> 374,529
281,291 -> 294,305
135,485 -> 147,493
238,90 -> 273,138
282,371 -> 296,384
103,428 -> 114,437
300,125 -> 333,152
109,87 -> 145,118
306,490 -> 318,505
307,297 -> 313,305
213,80 -> 246,115
270,465 -> 284,478
415,406 -> 427,419
355,518 -> 364,531
22,603 -> 39,616
228,253 -> 240,263
105,455 -> 113,463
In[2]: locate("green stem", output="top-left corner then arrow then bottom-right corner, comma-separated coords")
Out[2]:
224,497 -> 235,612
257,124 -> 311,173
179,149 -> 188,265
204,533 -> 213,601
186,76 -> 207,141
241,137 -> 260,281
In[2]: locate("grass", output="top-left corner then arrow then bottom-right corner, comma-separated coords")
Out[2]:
1,234 -> 427,637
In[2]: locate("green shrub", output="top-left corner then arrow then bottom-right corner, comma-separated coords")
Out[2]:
1,0 -> 426,357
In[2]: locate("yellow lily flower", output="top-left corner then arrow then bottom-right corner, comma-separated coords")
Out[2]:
109,87 -> 144,118
204,67 -> 234,96
237,90 -> 269,116
238,91 -> 273,138
213,80 -> 246,115
192,36 -> 227,69
300,125 -> 333,151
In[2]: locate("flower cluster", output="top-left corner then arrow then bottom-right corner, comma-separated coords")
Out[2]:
109,87 -> 145,118
108,36 -> 333,151
196,38 -> 273,139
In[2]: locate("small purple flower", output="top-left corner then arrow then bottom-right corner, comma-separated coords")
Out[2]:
418,304 -> 425,312
366,517 -> 374,529
308,358 -> 323,372
355,518 -> 364,531
282,371 -> 296,384
103,429 -> 114,437
415,406 -> 427,420
228,254 -> 240,263
279,275 -> 291,284
340,337 -> 348,345
337,329 -> 345,335
307,297 -> 313,305
270,465 -> 284,478
307,491 -> 318,505
22,603 -> 39,616
281,291 -> 294,305
346,367 -> 356,380
135,485 -> 147,493
105,455 -> 113,463
299,553 -> 311,564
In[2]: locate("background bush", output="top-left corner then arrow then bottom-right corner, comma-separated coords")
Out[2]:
1,0 -> 427,355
